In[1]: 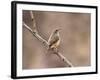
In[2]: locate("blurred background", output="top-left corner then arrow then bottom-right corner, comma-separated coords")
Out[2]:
23,10 -> 91,69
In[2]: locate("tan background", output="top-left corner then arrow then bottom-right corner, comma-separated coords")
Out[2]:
23,10 -> 91,69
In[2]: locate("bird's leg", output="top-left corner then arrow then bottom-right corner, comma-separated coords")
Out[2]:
53,47 -> 59,53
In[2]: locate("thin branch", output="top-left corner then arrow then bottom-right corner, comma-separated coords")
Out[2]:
23,22 -> 48,48
23,11 -> 73,67
30,11 -> 37,32
57,52 -> 73,67
53,49 -> 73,67
23,22 -> 33,33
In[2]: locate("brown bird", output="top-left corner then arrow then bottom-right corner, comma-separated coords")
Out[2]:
48,29 -> 61,50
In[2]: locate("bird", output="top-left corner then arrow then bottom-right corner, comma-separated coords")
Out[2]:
48,28 -> 61,50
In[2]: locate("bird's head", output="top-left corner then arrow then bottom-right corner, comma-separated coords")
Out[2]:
54,28 -> 61,33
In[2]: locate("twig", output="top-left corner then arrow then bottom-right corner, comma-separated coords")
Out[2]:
30,11 -> 37,32
23,22 -> 48,48
53,49 -> 73,67
23,11 -> 73,67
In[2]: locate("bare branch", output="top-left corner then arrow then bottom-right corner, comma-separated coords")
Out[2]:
53,49 -> 73,67
23,11 -> 73,67
57,52 -> 73,67
30,11 -> 37,32
23,22 -> 33,33
23,22 -> 48,48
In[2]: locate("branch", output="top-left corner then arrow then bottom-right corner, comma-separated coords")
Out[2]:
23,22 -> 48,48
23,11 -> 73,67
30,11 -> 37,32
53,49 -> 73,67
57,52 -> 73,67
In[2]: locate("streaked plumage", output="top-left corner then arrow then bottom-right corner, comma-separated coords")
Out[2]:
48,29 -> 61,49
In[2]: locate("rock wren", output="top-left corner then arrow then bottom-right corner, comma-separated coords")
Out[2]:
48,29 -> 61,50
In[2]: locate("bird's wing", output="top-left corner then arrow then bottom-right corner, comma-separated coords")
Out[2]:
49,36 -> 59,47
